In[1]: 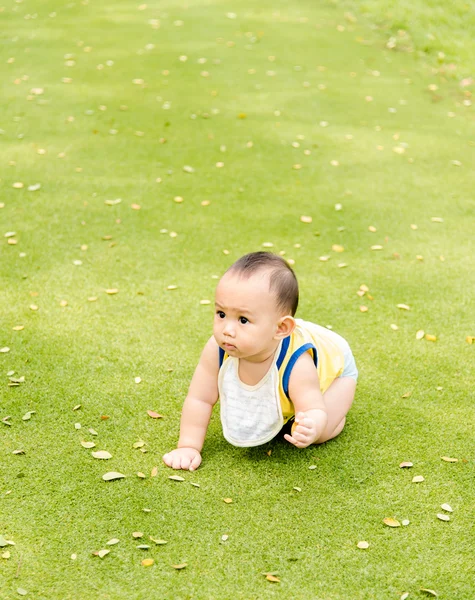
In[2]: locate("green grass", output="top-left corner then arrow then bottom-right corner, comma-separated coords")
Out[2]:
1,0 -> 474,598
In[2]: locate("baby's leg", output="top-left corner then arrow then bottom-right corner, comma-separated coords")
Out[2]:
315,376 -> 356,443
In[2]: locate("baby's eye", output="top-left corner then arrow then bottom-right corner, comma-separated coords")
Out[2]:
239,316 -> 249,324
217,311 -> 225,319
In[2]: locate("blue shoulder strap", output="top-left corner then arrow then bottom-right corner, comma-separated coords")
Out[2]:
282,343 -> 318,399
218,347 -> 225,368
276,336 -> 290,370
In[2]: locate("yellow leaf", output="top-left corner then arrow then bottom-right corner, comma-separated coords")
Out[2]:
332,244 -> 344,252
265,574 -> 280,583
132,532 -> 143,539
223,498 -> 233,504
359,306 -> 368,313
390,324 -> 398,331
142,558 -> 154,567
370,245 -> 383,250
441,503 -> 453,512
172,563 -> 187,569
151,466 -> 158,477
416,330 -> 425,340
105,289 -> 119,295
12,325 -> 24,331
383,517 -> 401,527
357,541 -> 369,549
420,589 -> 438,596
401,391 -> 412,398
466,336 -> 474,344
425,334 -> 437,342
412,475 -> 425,483
368,226 -> 377,232
441,456 -> 458,463
397,304 -> 410,310
300,215 -> 312,223
137,472 -> 146,478
399,461 -> 413,468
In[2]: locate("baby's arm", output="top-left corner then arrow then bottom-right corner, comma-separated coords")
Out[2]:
284,352 -> 328,448
163,336 -> 219,471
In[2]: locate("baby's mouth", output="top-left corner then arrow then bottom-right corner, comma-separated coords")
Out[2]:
223,341 -> 236,350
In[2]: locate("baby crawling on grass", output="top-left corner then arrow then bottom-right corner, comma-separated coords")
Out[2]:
163,251 -> 358,471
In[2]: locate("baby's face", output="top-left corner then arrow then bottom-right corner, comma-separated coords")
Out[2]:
214,271 -> 284,361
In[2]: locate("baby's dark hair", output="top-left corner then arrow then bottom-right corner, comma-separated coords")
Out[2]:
226,252 -> 299,316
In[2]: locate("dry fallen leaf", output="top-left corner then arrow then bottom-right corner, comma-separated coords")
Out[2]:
399,461 -> 413,468
383,518 -> 401,527
441,503 -> 453,512
416,330 -> 425,340
92,451 -> 112,460
80,441 -> 96,449
106,539 -> 120,545
172,563 -> 187,570
151,466 -> 158,477
300,215 -> 312,223
97,549 -> 110,558
412,475 -> 425,483
425,334 -> 437,342
102,472 -> 125,481
132,532 -> 143,539
420,588 -> 438,596
105,289 -> 119,295
293,487 -> 302,492
147,410 -> 163,419
332,244 -> 344,253
357,541 -> 369,549
441,456 -> 458,463
150,537 -> 168,545
169,475 -> 185,482
223,498 -> 233,504
265,574 -> 281,583
436,513 -> 450,522
397,304 -> 411,310
401,391 -> 412,398
142,558 -> 154,567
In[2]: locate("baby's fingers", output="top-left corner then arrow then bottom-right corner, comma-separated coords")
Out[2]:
284,433 -> 304,448
189,453 -> 201,472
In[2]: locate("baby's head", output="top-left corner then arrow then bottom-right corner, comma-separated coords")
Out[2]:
214,252 -> 299,360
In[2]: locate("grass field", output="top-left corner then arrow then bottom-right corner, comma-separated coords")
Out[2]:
1,0 -> 474,598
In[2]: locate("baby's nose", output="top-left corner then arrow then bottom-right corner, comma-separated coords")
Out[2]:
223,322 -> 235,336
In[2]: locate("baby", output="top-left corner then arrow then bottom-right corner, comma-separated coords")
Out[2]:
163,252 -> 358,471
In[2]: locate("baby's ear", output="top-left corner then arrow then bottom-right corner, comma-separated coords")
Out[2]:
275,315 -> 296,339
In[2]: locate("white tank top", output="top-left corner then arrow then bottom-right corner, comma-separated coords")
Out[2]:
218,344 -> 284,447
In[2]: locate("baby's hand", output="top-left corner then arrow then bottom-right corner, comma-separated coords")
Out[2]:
162,447 -> 202,471
284,412 -> 320,448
